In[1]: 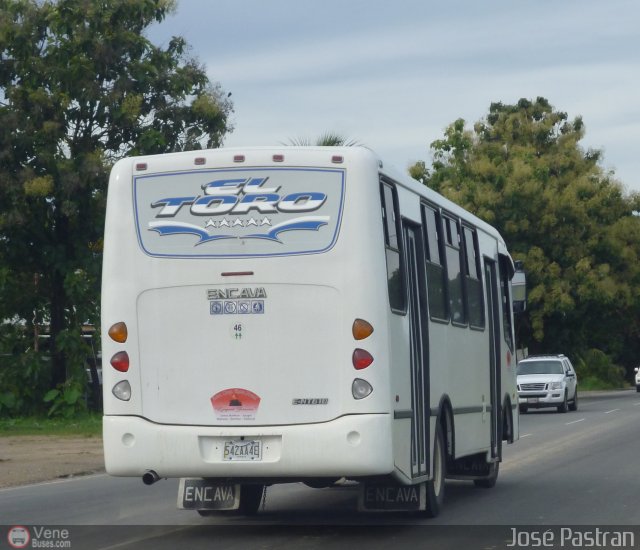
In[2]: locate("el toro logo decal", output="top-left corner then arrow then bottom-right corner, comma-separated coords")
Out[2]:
134,168 -> 345,258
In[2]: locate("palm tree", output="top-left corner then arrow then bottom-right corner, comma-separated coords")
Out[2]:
286,132 -> 361,146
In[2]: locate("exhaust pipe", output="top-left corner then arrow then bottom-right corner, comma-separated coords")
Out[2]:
142,470 -> 160,485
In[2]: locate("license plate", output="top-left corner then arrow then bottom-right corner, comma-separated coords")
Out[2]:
178,479 -> 239,510
223,439 -> 262,461
528,398 -> 539,403
359,482 -> 426,512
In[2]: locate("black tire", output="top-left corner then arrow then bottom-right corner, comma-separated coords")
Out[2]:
636,385 -> 640,393
238,484 -> 265,516
568,389 -> 578,411
424,423 -> 446,518
474,461 -> 499,489
557,391 -> 568,413
502,404 -> 513,442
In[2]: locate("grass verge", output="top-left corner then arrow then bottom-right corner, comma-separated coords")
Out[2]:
0,413 -> 102,437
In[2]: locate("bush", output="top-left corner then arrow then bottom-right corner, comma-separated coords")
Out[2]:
0,327 -> 92,418
0,350 -> 53,417
574,349 -> 627,390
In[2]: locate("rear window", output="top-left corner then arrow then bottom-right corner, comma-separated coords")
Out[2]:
134,167 -> 345,258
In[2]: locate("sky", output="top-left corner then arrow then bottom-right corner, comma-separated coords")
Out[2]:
148,0 -> 640,193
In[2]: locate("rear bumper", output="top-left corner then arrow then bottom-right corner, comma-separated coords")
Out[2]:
103,414 -> 394,479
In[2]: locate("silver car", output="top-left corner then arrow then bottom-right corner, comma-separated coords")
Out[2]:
517,355 -> 578,413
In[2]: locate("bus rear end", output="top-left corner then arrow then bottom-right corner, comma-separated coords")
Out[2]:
101,147 -> 394,505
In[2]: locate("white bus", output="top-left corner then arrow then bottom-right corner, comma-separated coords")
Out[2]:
102,146 -> 519,516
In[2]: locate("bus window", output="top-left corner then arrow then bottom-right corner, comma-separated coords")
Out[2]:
444,215 -> 466,325
381,181 -> 405,313
422,204 -> 448,321
463,226 -> 484,329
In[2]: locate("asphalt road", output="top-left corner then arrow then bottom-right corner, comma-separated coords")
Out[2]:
1,390 -> 639,549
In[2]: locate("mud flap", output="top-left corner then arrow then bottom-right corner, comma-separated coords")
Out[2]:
177,478 -> 240,511
358,482 -> 426,512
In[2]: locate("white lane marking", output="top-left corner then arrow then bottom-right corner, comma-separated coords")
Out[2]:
520,433 -> 532,438
565,418 -> 585,425
604,408 -> 620,414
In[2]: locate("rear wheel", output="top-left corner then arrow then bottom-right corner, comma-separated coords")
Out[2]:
238,484 -> 265,515
502,403 -> 513,442
424,423 -> 446,518
474,461 -> 499,489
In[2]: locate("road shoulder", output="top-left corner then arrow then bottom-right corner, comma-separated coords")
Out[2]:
0,435 -> 104,488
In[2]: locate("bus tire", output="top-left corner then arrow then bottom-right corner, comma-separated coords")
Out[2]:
502,402 -> 513,442
424,423 -> 446,518
239,484 -> 265,516
474,461 -> 499,489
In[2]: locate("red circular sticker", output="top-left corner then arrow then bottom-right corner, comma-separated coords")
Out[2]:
211,388 -> 261,421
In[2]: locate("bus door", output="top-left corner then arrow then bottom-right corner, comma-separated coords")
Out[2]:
483,259 -> 501,460
404,223 -> 430,478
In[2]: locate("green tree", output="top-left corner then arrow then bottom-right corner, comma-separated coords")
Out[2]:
0,0 -> 233,408
412,97 -> 640,377
287,132 -> 361,146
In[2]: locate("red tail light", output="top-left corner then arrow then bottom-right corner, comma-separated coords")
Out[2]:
352,348 -> 374,370
110,351 -> 130,372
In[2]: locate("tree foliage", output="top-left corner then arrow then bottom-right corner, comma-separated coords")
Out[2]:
0,0 -> 233,412
287,132 -> 361,146
412,97 -> 640,378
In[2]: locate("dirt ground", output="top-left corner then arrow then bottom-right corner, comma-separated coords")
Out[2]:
0,435 -> 105,488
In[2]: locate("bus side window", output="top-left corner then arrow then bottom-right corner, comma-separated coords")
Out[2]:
422,204 -> 448,321
443,215 -> 466,325
380,181 -> 406,313
463,226 -> 485,329
498,257 -> 514,351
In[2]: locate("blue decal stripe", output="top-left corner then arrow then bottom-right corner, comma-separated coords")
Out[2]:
148,222 -> 236,244
245,219 -> 329,243
148,216 -> 330,245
